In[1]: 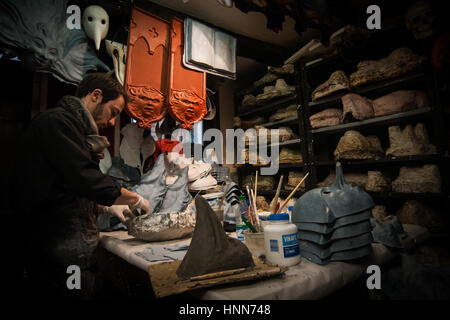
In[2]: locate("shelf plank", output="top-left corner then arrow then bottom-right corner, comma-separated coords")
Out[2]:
238,94 -> 297,117
313,154 -> 443,166
311,108 -> 433,135
260,116 -> 298,128
307,72 -> 427,108
235,73 -> 296,98
236,162 -> 306,170
269,138 -> 302,148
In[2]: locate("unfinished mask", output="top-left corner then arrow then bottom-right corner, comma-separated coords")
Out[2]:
105,40 -> 127,85
83,5 -> 109,50
406,1 -> 439,40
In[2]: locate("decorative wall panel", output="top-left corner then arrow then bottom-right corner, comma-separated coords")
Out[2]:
124,7 -> 171,128
168,18 -> 207,130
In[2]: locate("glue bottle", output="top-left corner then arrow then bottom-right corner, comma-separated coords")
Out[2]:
264,213 -> 300,267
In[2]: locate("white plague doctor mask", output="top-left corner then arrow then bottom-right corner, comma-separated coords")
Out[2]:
105,40 -> 127,86
82,5 -> 109,50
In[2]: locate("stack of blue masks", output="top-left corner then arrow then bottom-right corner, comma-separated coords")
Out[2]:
292,162 -> 375,265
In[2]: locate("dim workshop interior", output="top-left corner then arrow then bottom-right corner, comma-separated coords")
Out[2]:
1,0 -> 449,302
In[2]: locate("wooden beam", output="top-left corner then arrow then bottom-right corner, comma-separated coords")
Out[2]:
133,0 -> 288,66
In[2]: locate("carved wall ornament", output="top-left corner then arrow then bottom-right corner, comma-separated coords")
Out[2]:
127,85 -> 166,128
124,7 -> 171,128
168,18 -> 207,129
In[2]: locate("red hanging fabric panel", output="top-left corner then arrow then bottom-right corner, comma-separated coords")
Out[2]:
124,7 -> 170,128
168,17 -> 207,130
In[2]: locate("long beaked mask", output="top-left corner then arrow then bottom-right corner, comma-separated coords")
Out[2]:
83,5 -> 109,50
105,40 -> 127,85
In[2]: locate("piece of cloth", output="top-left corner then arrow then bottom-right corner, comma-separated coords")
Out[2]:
14,95 -> 122,295
97,214 -> 126,232
370,217 -> 407,248
107,156 -> 141,189
135,244 -> 189,262
99,147 -> 112,174
119,123 -> 145,170
99,224 -> 429,299
189,174 -> 217,191
132,154 -> 167,214
158,167 -> 192,213
149,139 -> 183,169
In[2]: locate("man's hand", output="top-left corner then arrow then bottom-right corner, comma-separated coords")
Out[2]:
104,205 -> 136,223
129,195 -> 150,215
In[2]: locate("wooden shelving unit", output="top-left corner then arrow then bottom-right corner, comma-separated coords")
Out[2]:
233,27 -> 449,236
237,94 -> 297,117
291,26 -> 449,243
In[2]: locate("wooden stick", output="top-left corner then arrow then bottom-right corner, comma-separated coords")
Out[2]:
271,175 -> 283,214
219,183 -> 230,210
189,267 -> 247,281
254,171 -> 258,202
250,188 -> 261,232
245,185 -> 257,227
276,172 -> 309,214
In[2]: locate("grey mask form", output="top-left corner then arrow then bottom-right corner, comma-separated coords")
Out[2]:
292,162 -> 374,224
176,196 -> 254,279
299,245 -> 373,265
298,219 -> 374,245
299,232 -> 374,260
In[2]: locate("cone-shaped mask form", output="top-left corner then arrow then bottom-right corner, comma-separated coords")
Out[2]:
176,196 -> 254,279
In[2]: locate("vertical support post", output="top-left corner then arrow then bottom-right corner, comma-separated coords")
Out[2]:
31,72 -> 48,118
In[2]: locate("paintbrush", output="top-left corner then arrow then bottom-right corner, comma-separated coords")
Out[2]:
248,188 -> 259,232
250,188 -> 261,232
271,175 -> 283,214
276,172 -> 309,214
254,171 -> 258,201
245,185 -> 257,228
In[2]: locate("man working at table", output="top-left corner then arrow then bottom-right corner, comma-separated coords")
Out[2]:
14,72 -> 149,298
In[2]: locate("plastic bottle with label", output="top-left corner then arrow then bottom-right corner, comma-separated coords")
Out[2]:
264,213 -> 301,267
236,196 -> 248,242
